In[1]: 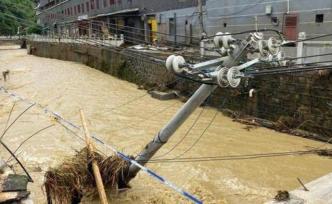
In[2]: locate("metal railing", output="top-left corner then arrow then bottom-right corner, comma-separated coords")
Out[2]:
25,34 -> 125,47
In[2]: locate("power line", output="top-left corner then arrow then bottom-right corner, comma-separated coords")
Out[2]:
0,140 -> 33,182
0,87 -> 203,204
210,0 -> 266,18
295,33 -> 332,42
206,28 -> 284,39
154,107 -> 205,159
148,148 -> 332,163
0,103 -> 35,140
173,109 -> 219,159
7,124 -> 55,162
89,20 -> 202,40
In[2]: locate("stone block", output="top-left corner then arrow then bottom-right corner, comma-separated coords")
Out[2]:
0,174 -> 29,192
150,91 -> 177,100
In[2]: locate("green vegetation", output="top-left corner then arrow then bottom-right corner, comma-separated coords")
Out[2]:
0,0 -> 42,35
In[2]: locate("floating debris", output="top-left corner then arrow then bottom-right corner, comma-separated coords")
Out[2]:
44,148 -> 128,203
316,149 -> 332,157
2,69 -> 9,81
274,190 -> 290,202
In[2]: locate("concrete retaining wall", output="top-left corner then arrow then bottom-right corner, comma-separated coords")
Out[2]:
28,41 -> 332,141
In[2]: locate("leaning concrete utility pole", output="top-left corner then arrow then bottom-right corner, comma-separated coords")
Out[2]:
126,31 -> 285,182
126,84 -> 217,181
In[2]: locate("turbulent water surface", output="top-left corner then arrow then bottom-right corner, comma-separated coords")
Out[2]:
0,44 -> 331,204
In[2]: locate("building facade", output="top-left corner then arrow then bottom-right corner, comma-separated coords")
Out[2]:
37,0 -> 205,44
37,0 -> 332,44
205,0 -> 332,40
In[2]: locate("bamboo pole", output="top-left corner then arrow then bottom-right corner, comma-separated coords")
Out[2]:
80,110 -> 109,204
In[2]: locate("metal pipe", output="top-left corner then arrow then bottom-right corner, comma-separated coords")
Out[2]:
287,0 -> 290,14
191,57 -> 227,70
126,84 -> 217,182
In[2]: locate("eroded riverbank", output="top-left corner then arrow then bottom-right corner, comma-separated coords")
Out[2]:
0,45 -> 331,204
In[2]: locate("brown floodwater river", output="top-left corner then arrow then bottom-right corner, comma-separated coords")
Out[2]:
0,44 -> 331,204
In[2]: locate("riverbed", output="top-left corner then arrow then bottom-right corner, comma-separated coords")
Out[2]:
0,44 -> 331,204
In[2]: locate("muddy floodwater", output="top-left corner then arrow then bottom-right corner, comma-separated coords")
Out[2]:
0,44 -> 331,204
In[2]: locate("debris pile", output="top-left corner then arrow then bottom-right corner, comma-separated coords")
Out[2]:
44,148 -> 128,203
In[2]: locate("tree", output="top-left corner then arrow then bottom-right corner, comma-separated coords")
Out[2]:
0,0 -> 39,35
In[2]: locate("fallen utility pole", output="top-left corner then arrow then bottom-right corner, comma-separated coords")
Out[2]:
80,110 -> 109,204
126,31 -> 262,182
126,84 -> 217,181
125,29 -> 332,183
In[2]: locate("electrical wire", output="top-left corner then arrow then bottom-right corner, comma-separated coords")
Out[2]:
285,52 -> 332,61
206,28 -> 284,39
69,23 -> 168,61
0,103 -> 35,140
254,60 -> 332,71
87,19 -> 202,40
295,33 -> 332,43
147,148 -> 332,163
12,15 -> 332,82
34,21 -> 332,84
173,109 -> 219,159
61,21 -> 207,52
246,64 -> 332,77
0,140 -> 33,182
2,102 -> 16,137
46,24 -> 218,84
210,0 -> 266,18
71,21 -> 330,79
6,124 -> 55,163
154,107 -> 205,159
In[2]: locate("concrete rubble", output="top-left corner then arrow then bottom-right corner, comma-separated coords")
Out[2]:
0,159 -> 33,204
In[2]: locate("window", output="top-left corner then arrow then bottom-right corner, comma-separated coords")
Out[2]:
271,16 -> 279,25
82,3 -> 85,12
86,2 -> 90,12
78,5 -> 81,13
316,14 -> 324,23
96,0 -> 100,9
223,23 -> 227,28
74,6 -> 77,15
169,18 -> 175,36
91,0 -> 95,9
70,7 -> 73,16
110,0 -> 115,5
103,0 -> 107,7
